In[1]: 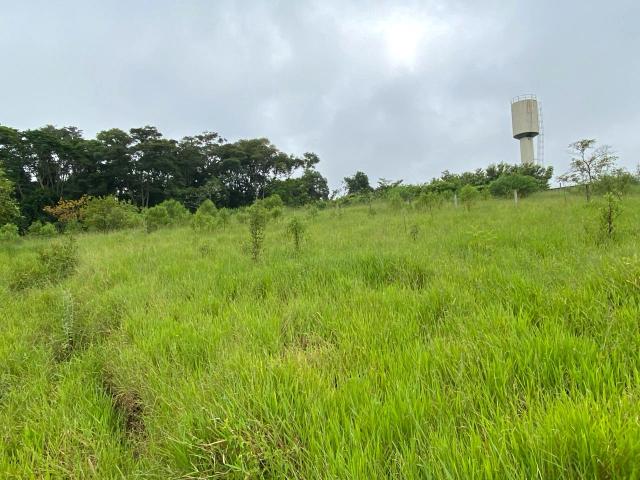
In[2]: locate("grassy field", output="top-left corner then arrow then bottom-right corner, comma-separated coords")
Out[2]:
1,192 -> 640,479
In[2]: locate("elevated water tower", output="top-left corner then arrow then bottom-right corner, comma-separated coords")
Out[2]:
511,94 -> 541,165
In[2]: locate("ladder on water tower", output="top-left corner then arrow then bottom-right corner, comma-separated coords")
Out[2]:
536,102 -> 545,166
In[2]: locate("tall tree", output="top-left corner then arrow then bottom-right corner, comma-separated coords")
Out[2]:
128,127 -> 178,207
344,171 -> 373,195
0,166 -> 20,226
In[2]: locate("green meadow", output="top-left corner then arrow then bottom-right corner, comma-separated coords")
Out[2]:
1,192 -> 640,479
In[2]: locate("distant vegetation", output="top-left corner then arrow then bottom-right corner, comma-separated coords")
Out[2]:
1,124 -> 639,242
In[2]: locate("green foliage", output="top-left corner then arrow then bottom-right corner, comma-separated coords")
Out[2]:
144,205 -> 170,233
0,167 -> 20,226
197,199 -> 217,216
259,194 -> 284,210
593,168 -> 638,196
0,223 -> 19,241
489,174 -> 540,197
81,196 -> 140,232
306,204 -> 319,219
27,221 -> 58,237
560,139 -> 618,201
266,168 -> 329,206
286,216 -> 306,253
0,123 -> 327,224
191,199 -> 218,233
598,192 -> 622,239
388,190 -> 404,211
270,207 -> 283,221
247,204 -> 267,261
235,210 -> 249,224
415,191 -> 442,213
459,184 -> 480,211
344,171 -> 373,195
10,236 -> 78,290
158,199 -> 189,224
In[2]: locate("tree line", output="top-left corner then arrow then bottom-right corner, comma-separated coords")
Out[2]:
343,162 -> 555,199
0,124 -> 329,226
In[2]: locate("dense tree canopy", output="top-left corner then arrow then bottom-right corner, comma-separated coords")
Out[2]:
344,171 -> 373,196
0,167 -> 20,226
0,124 -> 329,224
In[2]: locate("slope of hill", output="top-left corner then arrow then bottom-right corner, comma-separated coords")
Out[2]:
1,194 -> 639,478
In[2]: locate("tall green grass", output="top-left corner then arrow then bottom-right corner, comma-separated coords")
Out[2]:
1,193 -> 639,478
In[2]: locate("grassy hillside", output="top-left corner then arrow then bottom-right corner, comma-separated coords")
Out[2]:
1,193 -> 640,479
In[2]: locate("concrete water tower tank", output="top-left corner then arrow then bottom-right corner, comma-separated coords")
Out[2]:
511,94 -> 540,165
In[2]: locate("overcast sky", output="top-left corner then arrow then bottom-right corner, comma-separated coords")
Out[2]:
1,0 -> 639,187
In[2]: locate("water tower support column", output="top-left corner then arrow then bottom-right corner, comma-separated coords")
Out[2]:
519,137 -> 535,165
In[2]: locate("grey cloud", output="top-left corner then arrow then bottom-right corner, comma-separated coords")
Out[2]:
1,0 -> 639,188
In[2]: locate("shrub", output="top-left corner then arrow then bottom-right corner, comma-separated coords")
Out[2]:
286,216 -> 306,253
248,204 -> 268,262
192,199 -> 218,233
28,221 -> 58,237
0,223 -> 20,242
489,174 -> 539,198
197,199 -> 217,217
158,199 -> 190,224
38,236 -> 79,281
459,185 -> 480,211
599,192 -> 621,239
144,205 -> 170,233
593,169 -> 637,196
388,190 -> 404,211
43,195 -> 90,226
10,236 -> 78,290
80,196 -> 140,232
260,194 -> 284,210
415,191 -> 442,213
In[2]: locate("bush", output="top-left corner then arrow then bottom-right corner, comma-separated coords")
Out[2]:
191,199 -> 218,233
80,196 -> 140,232
459,185 -> 480,211
0,223 -> 20,242
144,205 -> 170,232
388,190 -> 404,211
158,199 -> 190,224
260,194 -> 284,210
286,216 -> 306,253
28,221 -> 58,237
593,169 -> 638,196
489,174 -> 539,198
248,204 -> 268,261
415,191 -> 442,213
598,192 -> 622,239
43,196 -> 90,226
10,237 -> 78,290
